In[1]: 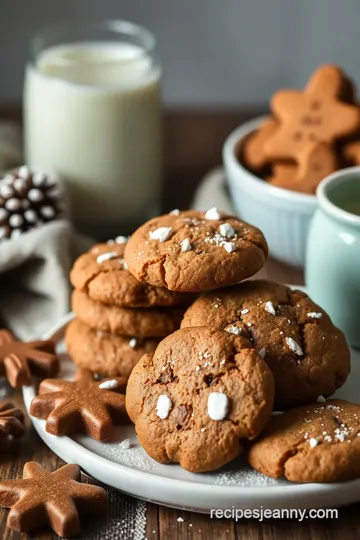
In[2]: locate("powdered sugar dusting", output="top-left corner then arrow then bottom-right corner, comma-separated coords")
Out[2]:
215,464 -> 280,487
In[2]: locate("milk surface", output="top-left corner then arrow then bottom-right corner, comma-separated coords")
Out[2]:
24,42 -> 162,234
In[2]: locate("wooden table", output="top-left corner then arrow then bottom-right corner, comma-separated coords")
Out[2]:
0,108 -> 359,539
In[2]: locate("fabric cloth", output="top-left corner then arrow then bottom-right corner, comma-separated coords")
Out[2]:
0,220 -> 92,341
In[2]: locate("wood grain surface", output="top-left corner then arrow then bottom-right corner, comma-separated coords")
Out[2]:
0,107 -> 358,539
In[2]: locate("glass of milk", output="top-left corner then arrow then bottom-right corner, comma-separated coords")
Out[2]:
24,20 -> 162,237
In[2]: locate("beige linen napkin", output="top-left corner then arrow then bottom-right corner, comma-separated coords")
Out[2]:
0,220 -> 92,341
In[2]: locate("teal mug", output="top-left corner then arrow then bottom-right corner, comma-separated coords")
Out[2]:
306,167 -> 360,349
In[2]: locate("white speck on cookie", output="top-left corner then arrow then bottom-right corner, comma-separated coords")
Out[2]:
309,437 -> 318,448
241,308 -> 249,315
169,208 -> 180,215
207,392 -> 229,421
224,241 -> 236,253
96,251 -> 120,264
225,325 -> 241,335
247,322 -> 252,327
285,337 -> 303,356
180,238 -> 192,252
115,235 -> 128,244
156,394 -> 172,419
129,338 -> 137,348
258,348 -> 266,359
307,312 -> 323,319
99,379 -> 119,390
205,207 -> 221,220
265,301 -> 276,315
219,223 -> 235,238
149,226 -> 172,242
317,395 -> 326,403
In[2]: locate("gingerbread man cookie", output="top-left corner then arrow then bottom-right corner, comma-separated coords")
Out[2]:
248,399 -> 360,483
268,141 -> 338,194
125,209 -> 268,292
265,64 -> 360,161
126,326 -> 274,473
242,118 -> 277,171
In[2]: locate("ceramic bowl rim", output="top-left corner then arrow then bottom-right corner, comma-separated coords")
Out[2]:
317,167 -> 360,227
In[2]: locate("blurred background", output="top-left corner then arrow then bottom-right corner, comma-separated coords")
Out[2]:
1,0 -> 360,108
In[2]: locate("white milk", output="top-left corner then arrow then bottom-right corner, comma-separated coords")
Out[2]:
24,42 -> 162,235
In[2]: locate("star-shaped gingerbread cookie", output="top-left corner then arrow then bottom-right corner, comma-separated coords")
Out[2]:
0,330 -> 59,387
30,368 -> 129,441
0,401 -> 25,450
265,64 -> 360,161
0,462 -> 107,536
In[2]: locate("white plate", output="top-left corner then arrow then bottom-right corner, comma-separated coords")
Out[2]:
23,312 -> 360,513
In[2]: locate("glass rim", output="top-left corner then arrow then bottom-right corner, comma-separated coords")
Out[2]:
29,18 -> 157,66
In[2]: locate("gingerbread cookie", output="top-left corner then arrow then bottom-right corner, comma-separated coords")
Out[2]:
0,462 -> 107,536
265,64 -> 360,161
65,318 -> 159,377
126,326 -> 274,473
181,280 -> 350,409
0,402 -> 25,451
72,290 -> 184,338
30,368 -> 129,440
242,118 -> 277,171
0,330 -> 59,388
268,141 -> 338,194
343,140 -> 360,165
71,240 -> 190,307
248,399 -> 360,483
125,210 -> 268,292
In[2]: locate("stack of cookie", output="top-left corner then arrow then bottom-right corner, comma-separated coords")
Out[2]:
242,64 -> 360,194
66,237 -> 190,378
122,209 -> 354,482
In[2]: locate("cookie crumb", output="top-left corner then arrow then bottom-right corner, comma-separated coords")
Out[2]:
149,227 -> 172,242
207,392 -> 229,421
265,301 -> 276,315
219,223 -> 235,238
204,207 -> 221,220
285,337 -> 303,356
180,238 -> 192,252
119,439 -> 131,450
156,395 -> 172,419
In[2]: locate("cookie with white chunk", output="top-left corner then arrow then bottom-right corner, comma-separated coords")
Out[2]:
124,209 -> 268,292
181,280 -> 350,409
248,399 -> 360,483
0,166 -> 64,241
70,240 -> 192,307
126,326 -> 274,473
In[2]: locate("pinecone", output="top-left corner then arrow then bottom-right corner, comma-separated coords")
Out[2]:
0,166 -> 64,241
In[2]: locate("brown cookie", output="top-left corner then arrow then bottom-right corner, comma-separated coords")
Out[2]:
0,462 -> 107,536
126,326 -> 274,473
65,318 -> 159,377
72,289 -> 184,338
70,240 -> 190,307
0,402 -> 25,451
265,64 -> 360,161
125,210 -> 268,292
248,399 -> 360,483
0,330 -> 59,388
242,118 -> 277,171
181,280 -> 350,409
30,367 -> 129,441
267,141 -> 338,194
